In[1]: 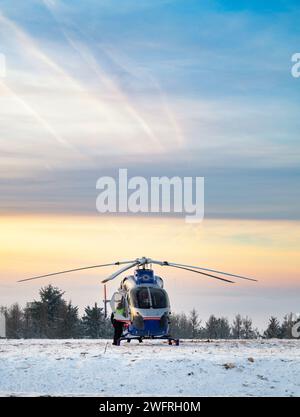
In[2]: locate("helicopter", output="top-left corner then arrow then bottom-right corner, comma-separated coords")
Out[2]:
18,256 -> 257,345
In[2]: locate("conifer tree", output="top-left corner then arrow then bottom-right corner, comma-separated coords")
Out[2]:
264,316 -> 281,339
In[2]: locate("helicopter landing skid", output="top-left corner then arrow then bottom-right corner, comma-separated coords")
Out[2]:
117,335 -> 180,346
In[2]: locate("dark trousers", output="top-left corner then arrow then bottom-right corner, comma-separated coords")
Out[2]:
113,320 -> 124,344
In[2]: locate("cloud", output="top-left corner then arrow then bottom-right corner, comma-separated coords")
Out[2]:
0,1 -> 299,219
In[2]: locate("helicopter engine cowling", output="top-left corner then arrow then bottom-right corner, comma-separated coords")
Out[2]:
155,276 -> 164,288
121,275 -> 136,291
121,272 -> 164,291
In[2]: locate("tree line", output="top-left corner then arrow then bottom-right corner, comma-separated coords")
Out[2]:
0,285 -> 298,339
170,308 -> 298,339
0,285 -> 113,339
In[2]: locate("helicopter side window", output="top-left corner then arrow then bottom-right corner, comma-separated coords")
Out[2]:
131,288 -> 151,309
110,293 -> 128,318
150,288 -> 168,309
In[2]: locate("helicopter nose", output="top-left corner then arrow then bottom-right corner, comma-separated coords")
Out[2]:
159,312 -> 169,329
132,313 -> 144,330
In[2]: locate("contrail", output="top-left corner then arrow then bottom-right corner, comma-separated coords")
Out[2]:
62,36 -> 165,151
0,11 -> 68,81
42,0 -> 165,151
0,11 -> 116,129
0,79 -> 72,149
102,45 -> 185,149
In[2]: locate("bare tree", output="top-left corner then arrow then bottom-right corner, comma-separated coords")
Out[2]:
242,316 -> 255,339
232,314 -> 243,339
5,304 -> 24,338
281,313 -> 296,339
218,317 -> 231,339
205,315 -> 219,339
190,308 -> 201,339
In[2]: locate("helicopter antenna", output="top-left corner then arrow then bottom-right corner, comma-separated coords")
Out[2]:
103,284 -> 110,318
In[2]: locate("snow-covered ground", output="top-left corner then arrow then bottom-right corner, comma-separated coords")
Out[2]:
0,339 -> 299,397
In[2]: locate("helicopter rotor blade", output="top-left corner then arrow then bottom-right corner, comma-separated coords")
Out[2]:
17,260 -> 136,283
150,259 -> 257,282
101,261 -> 140,284
162,263 -> 235,283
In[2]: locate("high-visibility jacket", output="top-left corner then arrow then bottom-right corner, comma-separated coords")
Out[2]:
116,307 -> 125,316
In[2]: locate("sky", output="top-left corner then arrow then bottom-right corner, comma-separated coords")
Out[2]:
0,0 -> 299,329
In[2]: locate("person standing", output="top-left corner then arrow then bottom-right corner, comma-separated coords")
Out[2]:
111,300 -> 125,345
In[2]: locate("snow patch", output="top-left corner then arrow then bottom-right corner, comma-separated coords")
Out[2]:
0,339 -> 299,397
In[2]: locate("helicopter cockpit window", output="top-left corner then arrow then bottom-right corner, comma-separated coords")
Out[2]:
150,288 -> 168,309
130,288 -> 168,309
131,288 -> 151,309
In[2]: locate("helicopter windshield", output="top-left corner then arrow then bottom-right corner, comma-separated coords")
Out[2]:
132,288 -> 151,309
130,288 -> 168,309
150,288 -> 168,308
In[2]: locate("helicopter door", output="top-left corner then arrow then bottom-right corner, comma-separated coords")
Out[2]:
110,292 -> 129,320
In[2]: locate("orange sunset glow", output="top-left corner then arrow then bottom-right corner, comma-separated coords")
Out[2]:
1,215 -> 299,328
